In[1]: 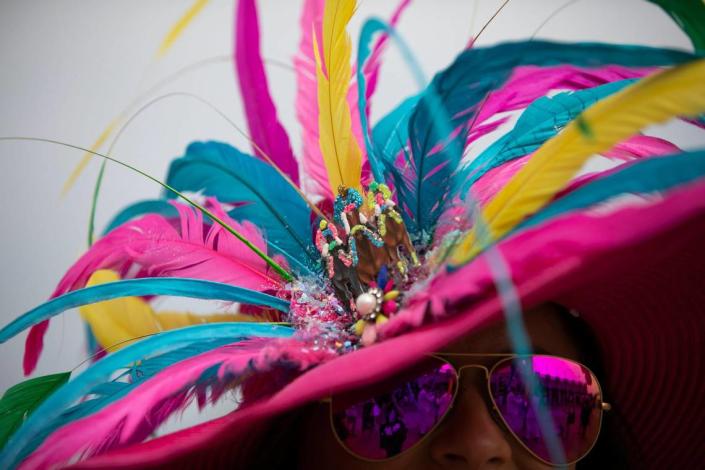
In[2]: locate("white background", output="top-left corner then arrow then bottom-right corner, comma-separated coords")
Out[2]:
0,0 -> 701,431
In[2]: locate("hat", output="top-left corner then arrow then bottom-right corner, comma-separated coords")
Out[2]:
1,0 -> 704,469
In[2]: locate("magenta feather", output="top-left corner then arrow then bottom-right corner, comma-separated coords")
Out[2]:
466,65 -> 658,147
235,0 -> 299,184
23,200 -> 278,375
294,0 -> 328,197
20,339 -> 272,470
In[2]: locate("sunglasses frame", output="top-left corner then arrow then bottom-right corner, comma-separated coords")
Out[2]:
324,353 -> 610,466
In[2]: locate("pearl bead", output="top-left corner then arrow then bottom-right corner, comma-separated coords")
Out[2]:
355,293 -> 378,316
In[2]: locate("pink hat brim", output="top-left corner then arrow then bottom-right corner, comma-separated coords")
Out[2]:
71,178 -> 705,469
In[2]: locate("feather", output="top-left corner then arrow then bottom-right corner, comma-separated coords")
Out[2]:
21,200 -> 282,375
469,135 -> 681,209
648,0 -> 705,52
14,338 -> 239,464
389,41 -> 695,239
235,0 -> 298,184
165,141 -> 317,269
356,16 -> 425,184
294,0 -> 329,197
456,79 -> 639,195
0,372 -> 70,450
157,0 -> 210,57
19,344 -> 261,469
1,276 -> 289,346
346,0 -> 414,183
2,324 -> 295,470
360,0 -> 412,114
451,58 -> 705,265
464,64 -> 657,148
102,199 -> 178,235
516,149 -> 705,232
77,270 -> 279,352
55,201 -> 280,297
314,0 -> 363,193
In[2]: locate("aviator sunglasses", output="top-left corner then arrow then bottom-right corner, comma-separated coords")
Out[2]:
325,354 -> 611,466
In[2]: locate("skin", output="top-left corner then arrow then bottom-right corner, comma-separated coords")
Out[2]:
298,304 -> 584,469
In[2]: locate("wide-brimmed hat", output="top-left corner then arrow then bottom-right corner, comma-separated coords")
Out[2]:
1,0 -> 704,469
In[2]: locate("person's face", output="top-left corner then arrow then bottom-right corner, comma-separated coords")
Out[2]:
298,304 -> 583,469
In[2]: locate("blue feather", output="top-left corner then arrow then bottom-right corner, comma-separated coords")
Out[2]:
18,338 -> 236,462
515,150 -> 705,232
0,322 -> 295,468
165,141 -> 318,271
103,200 -> 316,276
0,278 -> 289,344
455,79 -> 637,196
356,18 -> 426,183
395,40 -> 698,241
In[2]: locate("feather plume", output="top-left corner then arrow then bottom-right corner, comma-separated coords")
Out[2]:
0,373 -> 70,450
157,0 -> 210,57
165,141 -> 317,271
79,270 -> 270,352
18,343 -> 264,470
517,149 -> 705,232
294,0 -> 329,197
386,41 -> 694,238
235,0 -> 299,184
314,0 -> 363,193
0,276 -> 288,346
648,0 -> 705,52
21,200 -> 280,375
2,324 -> 295,469
451,58 -> 705,265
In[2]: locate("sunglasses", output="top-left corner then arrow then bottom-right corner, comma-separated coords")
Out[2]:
325,354 -> 610,466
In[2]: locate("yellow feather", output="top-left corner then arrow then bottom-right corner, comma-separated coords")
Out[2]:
451,58 -> 705,265
315,0 -> 362,193
157,0 -> 210,57
62,1 -> 209,195
79,270 -> 245,351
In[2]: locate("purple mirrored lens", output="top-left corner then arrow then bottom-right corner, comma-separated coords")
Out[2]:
331,359 -> 456,460
490,356 -> 602,464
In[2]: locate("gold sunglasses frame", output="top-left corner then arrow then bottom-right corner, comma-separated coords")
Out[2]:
323,353 -> 611,466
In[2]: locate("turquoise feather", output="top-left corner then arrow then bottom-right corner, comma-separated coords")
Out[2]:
0,278 -> 289,344
516,150 -> 705,232
455,79 -> 637,196
0,323 -> 295,469
395,40 -> 698,238
165,141 -> 318,270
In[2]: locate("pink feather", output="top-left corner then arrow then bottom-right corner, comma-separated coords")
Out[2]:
294,0 -> 328,197
20,340 -> 273,470
22,200 -> 279,375
235,0 -> 299,184
466,65 -> 658,146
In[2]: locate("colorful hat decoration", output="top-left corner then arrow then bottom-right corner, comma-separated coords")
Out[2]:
0,0 -> 704,468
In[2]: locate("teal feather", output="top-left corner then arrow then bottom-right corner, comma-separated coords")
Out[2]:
516,150 -> 705,232
0,278 -> 289,344
455,79 -> 637,196
0,323 -> 294,469
165,141 -> 318,270
395,40 -> 698,239
16,338 -> 235,463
